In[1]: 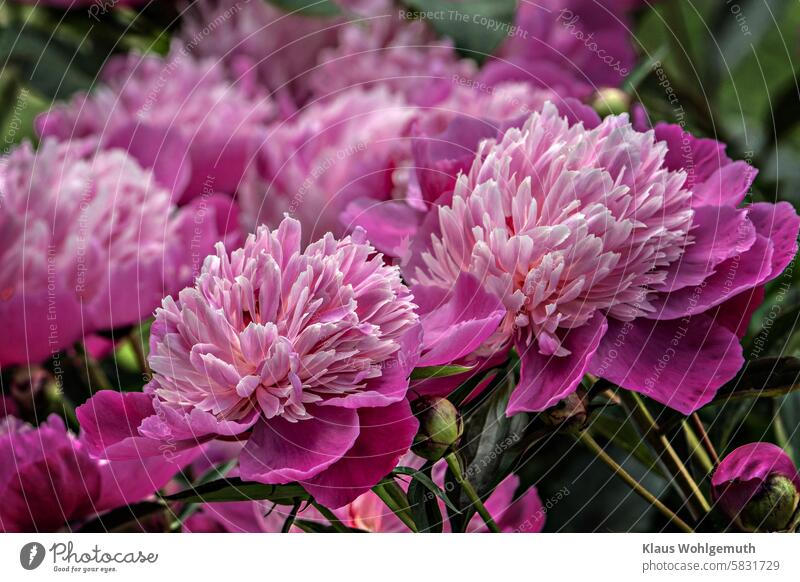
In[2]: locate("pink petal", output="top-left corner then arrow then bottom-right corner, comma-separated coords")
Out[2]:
304,400 -> 418,508
590,314 -> 744,414
509,314 -> 608,414
239,406 -> 360,484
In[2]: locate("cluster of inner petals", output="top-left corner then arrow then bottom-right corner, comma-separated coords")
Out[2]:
413,103 -> 695,356
149,220 -> 418,423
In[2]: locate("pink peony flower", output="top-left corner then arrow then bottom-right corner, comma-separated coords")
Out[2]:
305,2 -> 476,107
406,103 -> 800,415
36,42 -> 273,204
480,0 -> 640,98
0,140 -> 235,366
179,0 -> 344,111
0,415 -> 192,532
77,217 -> 422,508
711,442 -> 800,531
240,87 -> 416,248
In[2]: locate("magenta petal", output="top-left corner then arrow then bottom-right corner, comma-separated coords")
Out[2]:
747,201 -> 800,279
239,406 -> 360,484
713,286 -> 766,339
339,198 -> 422,257
412,115 -> 499,203
95,448 -> 199,512
76,390 -> 167,460
654,205 -> 756,293
692,161 -> 756,208
590,314 -> 744,414
713,443 -> 800,490
0,417 -> 103,532
711,442 -> 800,518
508,314 -> 608,415
105,122 -> 191,200
655,124 -> 730,190
304,401 -> 418,509
414,273 -> 506,367
649,234 -> 773,320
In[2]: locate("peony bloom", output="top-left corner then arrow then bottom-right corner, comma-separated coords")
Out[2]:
0,415 -> 191,532
480,0 -> 640,98
36,42 -> 273,203
406,103 -> 800,415
0,140 -> 234,366
78,217 -> 422,508
306,1 -> 476,107
712,443 -> 800,531
240,87 -> 416,248
179,0 -> 343,111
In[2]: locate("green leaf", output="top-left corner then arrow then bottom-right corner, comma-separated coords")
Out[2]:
589,410 -> 666,479
705,357 -> 800,406
392,466 -> 459,513
401,0 -> 516,60
411,364 -> 474,380
293,519 -> 367,533
265,0 -> 342,17
407,467 -> 443,533
445,374 -> 526,530
78,501 -> 166,532
162,477 -> 309,505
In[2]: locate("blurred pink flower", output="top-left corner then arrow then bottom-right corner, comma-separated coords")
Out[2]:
480,0 -> 641,98
0,140 -> 235,366
180,0 -> 342,111
0,415 -> 192,532
306,3 -> 476,107
78,217 -> 422,508
406,103 -> 800,415
36,42 -> 273,204
240,87 -> 416,248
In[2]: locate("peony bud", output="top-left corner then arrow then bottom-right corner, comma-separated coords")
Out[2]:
411,397 -> 463,461
712,443 -> 800,532
591,88 -> 631,117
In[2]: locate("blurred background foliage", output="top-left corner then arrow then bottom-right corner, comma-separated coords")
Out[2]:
1,0 -> 799,531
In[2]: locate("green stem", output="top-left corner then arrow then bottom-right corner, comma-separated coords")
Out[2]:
128,333 -> 149,376
691,413 -> 720,466
372,483 -> 418,532
682,420 -> 714,475
621,392 -> 711,515
576,431 -> 694,534
445,453 -> 500,533
76,342 -> 112,390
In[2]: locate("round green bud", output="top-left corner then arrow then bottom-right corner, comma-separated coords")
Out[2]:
411,397 -> 463,461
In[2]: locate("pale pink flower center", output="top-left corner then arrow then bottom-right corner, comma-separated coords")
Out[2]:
149,225 -> 418,423
413,104 -> 694,356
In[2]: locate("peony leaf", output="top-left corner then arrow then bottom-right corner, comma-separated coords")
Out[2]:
162,477 -> 309,505
406,467 -> 444,533
392,466 -> 460,513
410,364 -> 474,380
705,357 -> 800,405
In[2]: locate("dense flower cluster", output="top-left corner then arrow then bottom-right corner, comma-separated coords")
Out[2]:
2,0 -> 799,537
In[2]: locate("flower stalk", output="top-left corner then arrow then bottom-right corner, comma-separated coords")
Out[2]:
576,430 -> 694,534
445,452 -> 501,533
